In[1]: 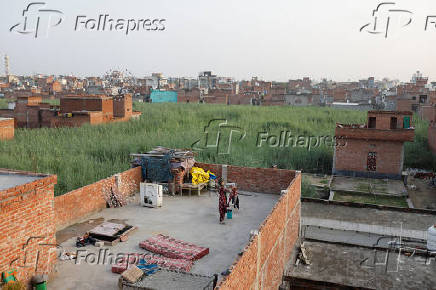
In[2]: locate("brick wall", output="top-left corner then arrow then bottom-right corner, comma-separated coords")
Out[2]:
334,139 -> 404,178
335,127 -> 414,142
203,96 -> 228,104
217,172 -> 301,289
0,170 -> 57,286
17,96 -> 42,106
40,109 -> 56,128
61,96 -> 114,121
177,89 -> 201,103
421,105 -> 436,122
0,109 -> 15,121
0,118 -> 14,140
397,99 -> 416,112
54,166 -> 142,230
195,162 -> 296,194
229,94 -> 252,105
113,94 -> 132,118
25,106 -> 42,128
50,114 -> 91,128
227,165 -> 296,194
367,111 -> 411,130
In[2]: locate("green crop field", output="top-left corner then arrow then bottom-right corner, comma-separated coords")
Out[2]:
0,103 -> 433,196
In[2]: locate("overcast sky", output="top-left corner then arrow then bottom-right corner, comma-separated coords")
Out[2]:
0,0 -> 435,81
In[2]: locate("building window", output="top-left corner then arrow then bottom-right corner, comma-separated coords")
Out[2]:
367,152 -> 377,172
390,117 -> 397,129
419,95 -> 427,104
368,117 -> 376,128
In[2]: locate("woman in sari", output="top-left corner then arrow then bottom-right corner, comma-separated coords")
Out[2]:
218,179 -> 229,224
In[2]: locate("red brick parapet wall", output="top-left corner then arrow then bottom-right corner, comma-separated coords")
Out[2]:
54,166 -> 142,230
218,171 -> 301,289
194,162 -> 301,289
0,170 -> 57,285
335,127 -> 415,142
194,162 -> 296,194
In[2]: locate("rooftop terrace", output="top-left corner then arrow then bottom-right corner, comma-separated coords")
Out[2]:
302,200 -> 436,239
0,169 -> 45,191
287,241 -> 436,289
51,190 -> 280,290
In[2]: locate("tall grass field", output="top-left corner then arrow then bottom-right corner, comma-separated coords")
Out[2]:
0,102 -> 433,195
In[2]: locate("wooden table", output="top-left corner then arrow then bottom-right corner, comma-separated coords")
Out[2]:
178,182 -> 208,196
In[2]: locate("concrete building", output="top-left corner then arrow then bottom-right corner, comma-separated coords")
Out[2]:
333,111 -> 415,179
284,93 -> 320,106
198,71 -> 217,92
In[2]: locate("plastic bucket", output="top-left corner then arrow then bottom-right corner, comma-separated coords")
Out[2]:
226,209 -> 232,219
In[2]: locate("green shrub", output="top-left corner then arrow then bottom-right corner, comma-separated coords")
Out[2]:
0,103 -> 432,195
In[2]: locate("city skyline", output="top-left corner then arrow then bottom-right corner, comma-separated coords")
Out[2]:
0,0 -> 435,81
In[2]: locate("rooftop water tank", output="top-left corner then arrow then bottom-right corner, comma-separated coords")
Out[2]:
427,224 -> 436,251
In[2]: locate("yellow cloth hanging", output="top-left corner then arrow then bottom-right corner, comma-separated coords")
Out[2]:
190,167 -> 210,185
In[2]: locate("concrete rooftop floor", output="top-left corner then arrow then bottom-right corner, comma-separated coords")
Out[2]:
302,201 -> 436,232
301,201 -> 436,242
288,241 -> 436,289
0,173 -> 43,191
49,191 -> 279,290
331,175 -> 407,196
